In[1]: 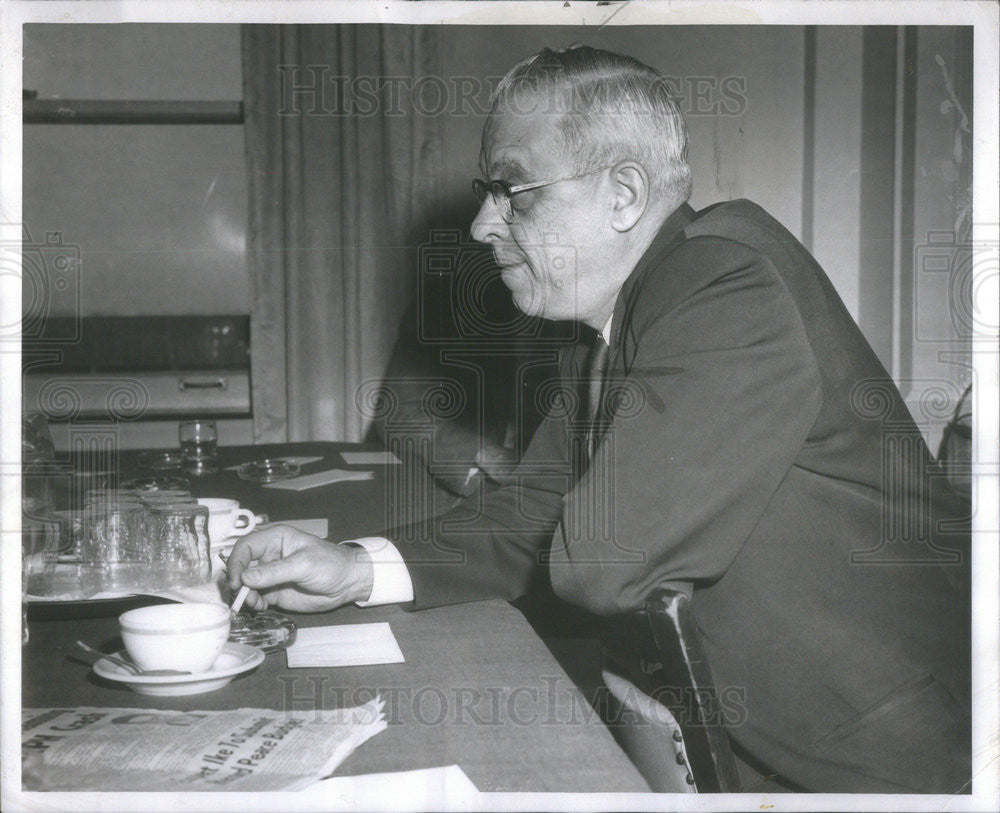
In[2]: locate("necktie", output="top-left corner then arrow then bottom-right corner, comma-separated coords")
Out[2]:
585,334 -> 610,459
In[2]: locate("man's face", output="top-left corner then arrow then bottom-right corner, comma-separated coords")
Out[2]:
471,106 -> 619,327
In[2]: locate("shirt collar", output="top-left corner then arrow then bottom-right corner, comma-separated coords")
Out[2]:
600,314 -> 613,346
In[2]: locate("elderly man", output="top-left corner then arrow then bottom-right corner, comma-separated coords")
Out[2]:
229,46 -> 970,793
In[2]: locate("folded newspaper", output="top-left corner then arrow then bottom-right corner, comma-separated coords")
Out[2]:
22,699 -> 386,792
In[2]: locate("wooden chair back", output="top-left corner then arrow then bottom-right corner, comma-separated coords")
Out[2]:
600,585 -> 740,792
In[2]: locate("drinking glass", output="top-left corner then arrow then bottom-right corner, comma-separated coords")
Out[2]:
147,502 -> 212,589
22,514 -> 60,641
51,509 -> 85,559
22,412 -> 56,520
85,488 -> 140,503
123,474 -> 190,492
179,419 -> 218,475
80,502 -> 150,595
139,490 -> 194,506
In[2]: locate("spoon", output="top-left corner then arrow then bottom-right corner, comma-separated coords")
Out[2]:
75,640 -> 192,677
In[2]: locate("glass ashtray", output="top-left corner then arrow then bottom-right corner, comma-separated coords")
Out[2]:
236,458 -> 301,483
228,610 -> 297,653
122,475 -> 191,492
136,450 -> 185,472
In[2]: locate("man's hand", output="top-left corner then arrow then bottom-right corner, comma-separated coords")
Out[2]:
225,525 -> 374,613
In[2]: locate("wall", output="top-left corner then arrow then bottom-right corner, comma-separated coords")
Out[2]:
23,23 -> 971,449
23,24 -> 248,316
438,25 -> 805,240
811,28 -> 864,319
20,23 -> 873,325
905,26 -> 973,451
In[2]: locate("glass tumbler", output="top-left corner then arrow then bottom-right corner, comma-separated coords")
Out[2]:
22,411 -> 56,521
52,509 -> 85,559
139,490 -> 194,507
85,488 -> 140,503
179,419 -> 218,475
22,513 -> 60,594
147,502 -> 212,589
22,514 -> 60,642
80,501 -> 150,595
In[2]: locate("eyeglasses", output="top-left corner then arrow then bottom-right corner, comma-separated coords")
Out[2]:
472,166 -> 613,224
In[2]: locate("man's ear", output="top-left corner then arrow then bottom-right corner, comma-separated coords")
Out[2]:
609,162 -> 649,232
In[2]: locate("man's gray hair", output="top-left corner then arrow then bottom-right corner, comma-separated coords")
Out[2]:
488,45 -> 693,205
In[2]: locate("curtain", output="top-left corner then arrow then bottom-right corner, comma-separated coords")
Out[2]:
241,25 -> 444,442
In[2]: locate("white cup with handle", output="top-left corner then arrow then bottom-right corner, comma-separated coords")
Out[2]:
196,498 -> 258,548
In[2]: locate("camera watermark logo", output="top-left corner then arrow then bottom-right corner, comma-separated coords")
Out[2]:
1,227 -> 82,345
8,224 -> 146,515
355,374 -> 477,547
417,229 -> 568,345
849,378 -> 967,564
913,227 -> 998,344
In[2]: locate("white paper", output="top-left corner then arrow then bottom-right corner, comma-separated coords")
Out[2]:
258,518 -> 329,539
22,701 -> 386,792
264,469 -> 374,491
210,518 -> 328,554
301,765 -> 480,810
27,564 -> 229,604
340,451 -> 401,465
286,623 -> 405,668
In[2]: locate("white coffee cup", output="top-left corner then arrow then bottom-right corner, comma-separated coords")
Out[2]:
196,498 -> 258,546
120,602 -> 230,673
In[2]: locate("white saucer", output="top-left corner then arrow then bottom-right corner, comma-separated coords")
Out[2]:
93,642 -> 265,696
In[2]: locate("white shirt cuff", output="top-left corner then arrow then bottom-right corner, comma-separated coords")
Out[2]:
341,537 -> 414,606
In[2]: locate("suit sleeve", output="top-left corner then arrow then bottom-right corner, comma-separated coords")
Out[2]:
548,240 -> 822,614
384,368 -> 576,609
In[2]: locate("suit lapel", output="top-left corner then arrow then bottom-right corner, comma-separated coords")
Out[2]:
556,203 -> 698,460
609,202 -> 697,377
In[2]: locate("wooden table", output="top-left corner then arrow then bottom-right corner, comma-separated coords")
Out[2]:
22,443 -> 650,793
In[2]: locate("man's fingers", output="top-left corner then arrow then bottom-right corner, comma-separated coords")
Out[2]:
240,550 -> 312,591
223,528 -> 348,612
243,590 -> 269,612
226,525 -> 297,590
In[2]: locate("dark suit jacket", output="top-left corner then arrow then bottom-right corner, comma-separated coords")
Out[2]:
387,200 -> 970,793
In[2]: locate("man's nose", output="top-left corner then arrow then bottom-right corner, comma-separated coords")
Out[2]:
470,197 -> 509,244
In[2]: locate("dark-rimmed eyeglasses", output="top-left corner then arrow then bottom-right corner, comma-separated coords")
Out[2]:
472,166 -> 613,224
